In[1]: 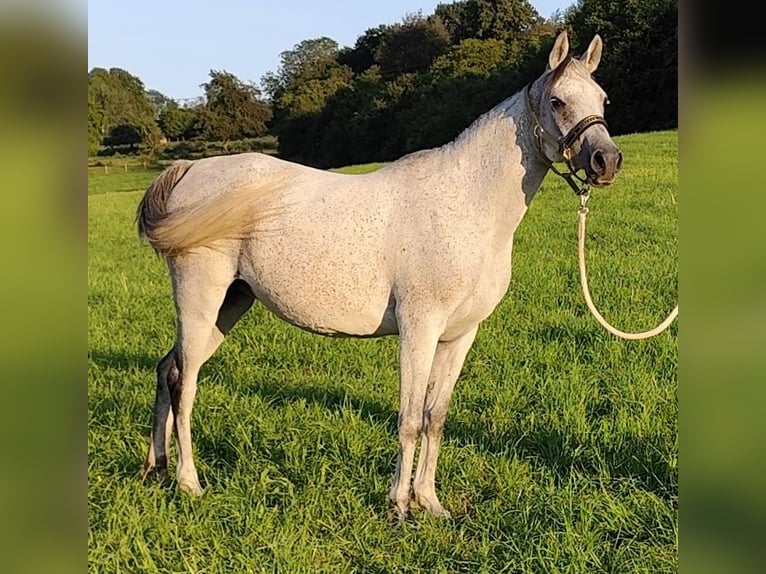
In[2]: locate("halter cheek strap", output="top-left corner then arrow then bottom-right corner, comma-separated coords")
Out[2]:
524,83 -> 608,196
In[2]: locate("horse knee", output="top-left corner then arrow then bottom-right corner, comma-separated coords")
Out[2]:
398,414 -> 422,443
423,408 -> 446,438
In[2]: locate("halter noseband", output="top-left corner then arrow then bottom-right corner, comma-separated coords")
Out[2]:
524,83 -> 608,196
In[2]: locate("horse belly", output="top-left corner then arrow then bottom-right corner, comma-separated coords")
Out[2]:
240,248 -> 396,338
225,184 -> 399,336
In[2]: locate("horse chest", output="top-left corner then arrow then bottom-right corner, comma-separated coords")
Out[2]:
448,252 -> 513,334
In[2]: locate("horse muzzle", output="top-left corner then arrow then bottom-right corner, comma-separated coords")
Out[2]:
559,114 -> 622,188
586,146 -> 623,187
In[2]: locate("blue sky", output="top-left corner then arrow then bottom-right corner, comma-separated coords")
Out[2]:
87,1 -> 574,101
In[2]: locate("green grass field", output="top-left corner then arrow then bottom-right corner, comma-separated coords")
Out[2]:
88,131 -> 678,573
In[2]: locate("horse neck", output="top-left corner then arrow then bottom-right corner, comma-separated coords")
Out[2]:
444,86 -> 550,231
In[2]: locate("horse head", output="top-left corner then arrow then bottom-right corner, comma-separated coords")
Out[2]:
529,31 -> 623,188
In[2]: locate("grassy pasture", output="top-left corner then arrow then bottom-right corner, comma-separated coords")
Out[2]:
88,131 -> 677,573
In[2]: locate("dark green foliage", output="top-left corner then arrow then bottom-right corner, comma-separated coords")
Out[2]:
430,38 -> 509,79
86,0 -> 678,168
267,0 -> 677,168
157,102 -> 200,142
374,12 -> 452,80
437,0 -> 540,47
200,70 -> 272,151
103,123 -> 142,149
263,37 -> 353,117
263,37 -> 354,163
145,89 -> 174,118
563,0 -> 677,134
337,25 -> 390,74
88,67 -> 161,154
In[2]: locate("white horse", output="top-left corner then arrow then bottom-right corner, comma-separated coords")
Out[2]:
138,31 -> 622,519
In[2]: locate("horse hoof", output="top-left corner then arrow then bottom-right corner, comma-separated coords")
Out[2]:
141,467 -> 168,481
428,506 -> 452,519
388,499 -> 410,526
179,479 -> 203,496
141,453 -> 168,478
414,494 -> 452,518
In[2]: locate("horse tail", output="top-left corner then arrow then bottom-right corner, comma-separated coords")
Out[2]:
137,160 -> 195,253
137,160 -> 286,257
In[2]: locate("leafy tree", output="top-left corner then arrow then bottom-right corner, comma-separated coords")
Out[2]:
88,87 -> 104,155
263,38 -> 341,96
473,0 -> 539,42
434,1 -> 475,43
306,66 -> 398,166
564,0 -> 677,134
87,67 -> 161,153
263,37 -> 352,116
103,124 -> 142,149
375,13 -> 451,80
276,67 -> 352,118
263,37 -> 353,162
436,0 -> 539,44
430,38 -> 508,78
259,0 -> 675,167
200,70 -> 272,151
337,26 -> 390,74
146,89 -> 174,119
157,101 -> 199,141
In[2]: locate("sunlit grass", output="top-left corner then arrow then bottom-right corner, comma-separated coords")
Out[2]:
88,131 -> 677,573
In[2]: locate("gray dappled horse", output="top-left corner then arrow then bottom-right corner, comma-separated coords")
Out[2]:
138,31 -> 622,518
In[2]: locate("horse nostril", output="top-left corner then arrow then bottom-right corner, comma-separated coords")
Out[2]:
616,151 -> 624,171
591,150 -> 606,174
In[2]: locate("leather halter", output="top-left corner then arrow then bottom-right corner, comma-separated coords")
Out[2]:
524,83 -> 608,196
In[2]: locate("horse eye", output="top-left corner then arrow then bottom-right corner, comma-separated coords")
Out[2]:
550,97 -> 565,110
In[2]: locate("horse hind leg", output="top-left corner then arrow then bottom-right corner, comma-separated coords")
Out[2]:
142,349 -> 179,478
175,277 -> 256,495
142,254 -> 254,493
173,273 -> 257,495
143,282 -> 256,481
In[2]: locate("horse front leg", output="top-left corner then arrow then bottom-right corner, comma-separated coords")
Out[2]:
389,312 -> 443,520
412,326 -> 478,517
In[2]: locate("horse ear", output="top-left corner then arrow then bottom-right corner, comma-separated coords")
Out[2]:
580,34 -> 603,73
548,31 -> 569,70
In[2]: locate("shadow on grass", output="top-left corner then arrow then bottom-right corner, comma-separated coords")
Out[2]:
229,373 -> 673,498
238,377 -> 398,432
91,345 -> 675,499
89,349 -> 159,372
189,376 -> 399,479
445,416 -> 676,498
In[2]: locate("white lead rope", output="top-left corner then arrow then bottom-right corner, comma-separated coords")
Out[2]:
577,194 -> 678,340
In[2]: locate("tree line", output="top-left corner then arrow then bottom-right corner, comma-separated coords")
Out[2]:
88,67 -> 272,157
88,0 -> 677,168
